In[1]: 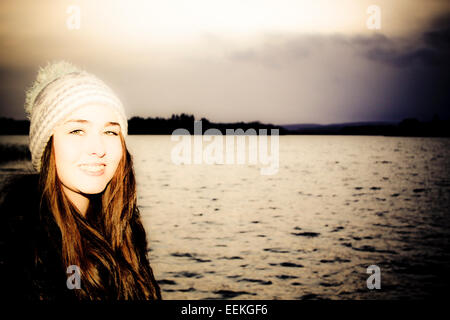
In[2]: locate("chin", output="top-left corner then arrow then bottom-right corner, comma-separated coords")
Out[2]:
79,183 -> 109,195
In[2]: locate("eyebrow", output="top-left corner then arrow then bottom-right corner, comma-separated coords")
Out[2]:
64,119 -> 121,127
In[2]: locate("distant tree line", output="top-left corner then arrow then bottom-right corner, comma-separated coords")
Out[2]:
0,118 -> 30,135
0,113 -> 449,137
128,113 -> 288,135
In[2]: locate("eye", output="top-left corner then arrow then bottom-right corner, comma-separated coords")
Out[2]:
69,129 -> 84,135
105,130 -> 119,136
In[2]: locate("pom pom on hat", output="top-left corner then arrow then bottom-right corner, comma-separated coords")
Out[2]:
25,61 -> 85,119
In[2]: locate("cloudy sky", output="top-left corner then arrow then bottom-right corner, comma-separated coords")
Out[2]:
0,0 -> 449,124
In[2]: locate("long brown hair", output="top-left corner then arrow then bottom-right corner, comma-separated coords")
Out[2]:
38,134 -> 161,300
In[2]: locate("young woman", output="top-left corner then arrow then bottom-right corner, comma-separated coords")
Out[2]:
0,61 -> 161,300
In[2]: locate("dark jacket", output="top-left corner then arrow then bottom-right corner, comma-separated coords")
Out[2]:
0,174 -> 161,301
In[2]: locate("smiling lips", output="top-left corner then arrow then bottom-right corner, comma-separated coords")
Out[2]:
79,163 -> 106,176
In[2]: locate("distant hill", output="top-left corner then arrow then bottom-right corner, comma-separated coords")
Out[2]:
281,123 -> 324,130
282,121 -> 397,131
281,119 -> 450,137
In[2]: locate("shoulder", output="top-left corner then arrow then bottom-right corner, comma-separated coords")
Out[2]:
0,173 -> 40,206
0,174 -> 70,300
0,174 -> 41,236
1,173 -> 40,190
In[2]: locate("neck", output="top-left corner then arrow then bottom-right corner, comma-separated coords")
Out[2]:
62,185 -> 89,216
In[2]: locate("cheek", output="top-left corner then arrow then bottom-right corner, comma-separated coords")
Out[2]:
53,135 -> 80,170
107,140 -> 123,170
52,135 -> 83,191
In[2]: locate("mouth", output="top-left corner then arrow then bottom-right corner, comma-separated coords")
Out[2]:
78,163 -> 106,176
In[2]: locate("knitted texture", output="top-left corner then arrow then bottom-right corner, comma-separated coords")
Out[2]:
25,61 -> 128,172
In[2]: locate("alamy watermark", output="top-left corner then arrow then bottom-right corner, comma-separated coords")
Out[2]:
66,3 -> 81,30
366,265 -> 381,289
66,265 -> 81,290
171,121 -> 279,175
366,5 -> 381,30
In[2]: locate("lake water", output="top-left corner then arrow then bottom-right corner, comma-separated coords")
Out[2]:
1,135 -> 450,299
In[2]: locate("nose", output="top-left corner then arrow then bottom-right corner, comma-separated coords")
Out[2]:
86,132 -> 106,157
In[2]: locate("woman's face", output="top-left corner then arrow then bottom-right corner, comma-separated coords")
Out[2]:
52,104 -> 123,198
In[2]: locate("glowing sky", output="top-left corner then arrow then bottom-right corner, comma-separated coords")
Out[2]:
0,0 -> 449,124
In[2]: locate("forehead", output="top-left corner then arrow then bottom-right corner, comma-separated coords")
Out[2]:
64,104 -> 119,124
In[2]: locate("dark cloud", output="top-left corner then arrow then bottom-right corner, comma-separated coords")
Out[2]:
366,46 -> 445,67
365,12 -> 450,68
227,35 -> 310,67
224,17 -> 450,121
228,12 -> 450,70
424,27 -> 450,51
427,11 -> 450,30
363,12 -> 450,120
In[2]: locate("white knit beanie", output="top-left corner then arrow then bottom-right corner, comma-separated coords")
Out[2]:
25,61 -> 128,172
